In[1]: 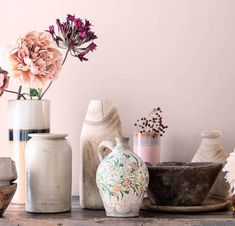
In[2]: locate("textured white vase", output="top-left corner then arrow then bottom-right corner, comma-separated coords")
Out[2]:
25,134 -> 72,213
79,100 -> 123,209
8,100 -> 50,204
192,130 -> 229,197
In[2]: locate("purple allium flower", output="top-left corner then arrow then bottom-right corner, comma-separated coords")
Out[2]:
46,14 -> 97,61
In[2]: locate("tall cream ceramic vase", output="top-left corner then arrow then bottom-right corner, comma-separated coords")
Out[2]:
25,134 -> 72,213
192,130 -> 229,197
79,100 -> 123,209
8,100 -> 50,204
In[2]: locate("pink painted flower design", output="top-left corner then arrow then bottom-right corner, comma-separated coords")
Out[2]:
9,31 -> 62,88
112,183 -> 122,193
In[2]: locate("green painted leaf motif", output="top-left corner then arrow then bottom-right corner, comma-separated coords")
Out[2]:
114,159 -> 120,166
107,155 -> 114,161
119,163 -> 124,167
131,154 -> 140,165
123,153 -> 130,158
101,183 -> 113,198
30,88 -> 40,97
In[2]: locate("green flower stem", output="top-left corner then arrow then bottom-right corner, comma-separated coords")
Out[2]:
38,81 -> 52,100
39,48 -> 70,100
62,48 -> 70,65
4,89 -> 26,100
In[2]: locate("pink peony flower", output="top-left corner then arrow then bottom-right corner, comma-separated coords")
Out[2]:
9,31 -> 63,88
0,71 -> 9,96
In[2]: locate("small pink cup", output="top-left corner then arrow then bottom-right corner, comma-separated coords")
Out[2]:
133,132 -> 160,164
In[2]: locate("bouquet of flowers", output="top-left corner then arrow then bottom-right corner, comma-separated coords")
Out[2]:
0,14 -> 97,99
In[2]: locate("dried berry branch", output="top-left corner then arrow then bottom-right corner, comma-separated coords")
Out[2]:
134,107 -> 168,137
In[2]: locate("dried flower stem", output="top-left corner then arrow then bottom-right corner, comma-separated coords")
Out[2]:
62,48 -> 70,65
4,89 -> 26,100
17,85 -> 22,100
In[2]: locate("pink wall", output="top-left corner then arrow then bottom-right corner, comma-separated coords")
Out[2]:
1,0 -> 235,195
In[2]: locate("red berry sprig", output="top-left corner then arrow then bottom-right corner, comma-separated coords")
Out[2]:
134,107 -> 168,137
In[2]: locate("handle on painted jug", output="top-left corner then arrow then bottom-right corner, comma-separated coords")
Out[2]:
98,140 -> 115,161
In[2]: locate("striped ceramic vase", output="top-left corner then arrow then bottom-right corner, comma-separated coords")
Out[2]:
8,100 -> 50,204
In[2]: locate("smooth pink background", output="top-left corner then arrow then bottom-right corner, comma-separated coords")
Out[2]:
0,0 -> 235,195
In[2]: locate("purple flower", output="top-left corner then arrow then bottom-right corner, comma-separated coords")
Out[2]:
46,14 -> 97,62
48,25 -> 55,34
78,42 -> 97,61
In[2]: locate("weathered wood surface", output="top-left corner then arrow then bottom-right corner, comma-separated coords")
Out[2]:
79,100 -> 123,209
0,197 -> 235,226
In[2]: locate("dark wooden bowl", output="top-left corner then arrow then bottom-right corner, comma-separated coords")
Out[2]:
0,183 -> 17,216
147,162 -> 223,206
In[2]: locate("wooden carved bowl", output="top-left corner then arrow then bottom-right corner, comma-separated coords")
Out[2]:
147,162 -> 222,206
0,183 -> 17,216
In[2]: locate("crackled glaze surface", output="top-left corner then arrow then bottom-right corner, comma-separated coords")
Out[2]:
96,138 -> 149,217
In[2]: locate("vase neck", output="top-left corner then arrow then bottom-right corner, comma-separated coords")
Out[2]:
200,135 -> 223,148
114,137 -> 130,152
201,130 -> 221,139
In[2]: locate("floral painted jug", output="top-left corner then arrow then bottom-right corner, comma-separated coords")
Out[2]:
96,137 -> 149,217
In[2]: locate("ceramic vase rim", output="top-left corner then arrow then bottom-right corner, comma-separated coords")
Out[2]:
201,130 -> 222,138
147,162 -> 223,169
115,137 -> 129,143
8,99 -> 50,103
89,99 -> 114,102
133,131 -> 160,136
29,133 -> 67,139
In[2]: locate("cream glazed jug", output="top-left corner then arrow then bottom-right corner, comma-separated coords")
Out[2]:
96,137 -> 149,217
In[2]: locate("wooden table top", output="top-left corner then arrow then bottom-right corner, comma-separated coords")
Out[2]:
1,197 -> 235,226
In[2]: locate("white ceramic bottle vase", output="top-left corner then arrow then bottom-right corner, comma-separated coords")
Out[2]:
192,130 -> 229,197
25,134 -> 72,213
8,100 -> 50,204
